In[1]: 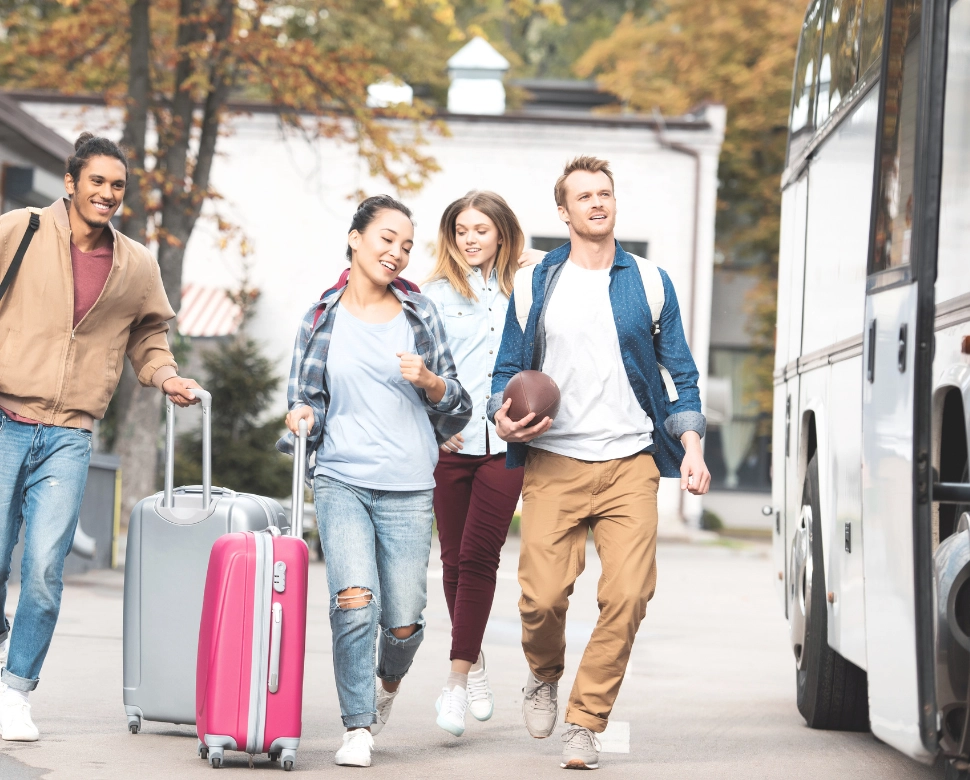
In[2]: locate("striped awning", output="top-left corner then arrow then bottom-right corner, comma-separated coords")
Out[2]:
177,284 -> 244,338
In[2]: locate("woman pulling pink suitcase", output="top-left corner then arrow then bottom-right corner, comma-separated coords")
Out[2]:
279,195 -> 472,767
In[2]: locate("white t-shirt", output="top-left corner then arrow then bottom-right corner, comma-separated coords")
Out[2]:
530,260 -> 654,462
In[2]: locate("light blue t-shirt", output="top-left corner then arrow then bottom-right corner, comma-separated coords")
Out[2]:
315,305 -> 438,490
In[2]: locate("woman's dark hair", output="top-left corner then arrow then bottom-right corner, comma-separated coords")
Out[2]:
346,194 -> 414,262
66,132 -> 130,184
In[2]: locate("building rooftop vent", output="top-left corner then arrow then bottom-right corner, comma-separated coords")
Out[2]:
447,37 -> 509,115
367,79 -> 413,108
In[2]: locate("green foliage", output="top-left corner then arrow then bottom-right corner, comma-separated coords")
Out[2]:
700,509 -> 724,532
577,0 -> 806,420
173,337 -> 292,498
448,0 -> 651,80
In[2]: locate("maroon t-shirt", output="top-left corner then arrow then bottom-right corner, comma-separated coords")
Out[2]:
71,238 -> 114,327
1,237 -> 113,425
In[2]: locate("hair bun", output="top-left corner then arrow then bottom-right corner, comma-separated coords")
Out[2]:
74,132 -> 95,151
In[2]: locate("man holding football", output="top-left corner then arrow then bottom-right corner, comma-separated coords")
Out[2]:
488,155 -> 709,770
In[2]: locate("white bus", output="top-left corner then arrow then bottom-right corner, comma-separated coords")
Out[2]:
772,0 -> 970,770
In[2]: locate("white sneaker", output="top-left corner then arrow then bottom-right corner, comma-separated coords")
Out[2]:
523,672 -> 559,738
560,724 -> 602,769
467,652 -> 494,721
435,685 -> 468,737
0,637 -> 8,669
0,686 -> 39,742
335,728 -> 373,767
370,683 -> 398,736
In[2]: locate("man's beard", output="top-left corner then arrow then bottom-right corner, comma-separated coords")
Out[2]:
570,214 -> 615,241
73,200 -> 112,230
81,213 -> 111,229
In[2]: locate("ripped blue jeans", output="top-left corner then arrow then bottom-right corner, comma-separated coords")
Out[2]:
313,474 -> 433,728
0,409 -> 92,691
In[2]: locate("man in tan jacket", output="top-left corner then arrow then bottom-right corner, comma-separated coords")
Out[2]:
0,133 -> 199,741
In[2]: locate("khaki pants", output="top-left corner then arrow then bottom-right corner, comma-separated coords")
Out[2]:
518,447 -> 660,732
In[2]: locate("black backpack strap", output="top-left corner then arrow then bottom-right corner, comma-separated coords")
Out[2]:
0,210 -> 41,303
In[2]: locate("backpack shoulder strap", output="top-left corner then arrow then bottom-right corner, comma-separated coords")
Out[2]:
0,208 -> 41,304
631,254 -> 664,335
631,254 -> 679,402
512,264 -> 537,332
313,272 -> 421,329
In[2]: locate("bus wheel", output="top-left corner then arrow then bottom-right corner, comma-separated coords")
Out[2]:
945,760 -> 969,780
791,453 -> 869,730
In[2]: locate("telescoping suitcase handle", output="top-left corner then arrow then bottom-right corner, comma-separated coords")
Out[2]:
289,418 -> 307,538
162,387 -> 213,509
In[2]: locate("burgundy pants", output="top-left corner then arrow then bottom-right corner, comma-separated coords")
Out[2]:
433,450 -> 524,662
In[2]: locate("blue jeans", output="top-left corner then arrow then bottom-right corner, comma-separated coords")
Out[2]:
314,474 -> 433,728
0,410 -> 92,691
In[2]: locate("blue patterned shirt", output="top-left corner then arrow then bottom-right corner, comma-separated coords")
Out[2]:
486,240 -> 706,478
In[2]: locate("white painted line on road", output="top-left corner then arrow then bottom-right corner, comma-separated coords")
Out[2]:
599,721 -> 630,754
427,568 -> 518,582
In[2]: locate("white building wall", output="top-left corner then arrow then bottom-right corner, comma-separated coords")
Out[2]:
21,100 -> 723,524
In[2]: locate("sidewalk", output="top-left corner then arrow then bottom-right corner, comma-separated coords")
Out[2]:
0,537 -> 941,779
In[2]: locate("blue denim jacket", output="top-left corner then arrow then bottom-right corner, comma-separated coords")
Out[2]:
486,241 -> 706,478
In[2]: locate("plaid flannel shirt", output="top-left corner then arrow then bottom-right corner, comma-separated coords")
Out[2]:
276,284 -> 473,479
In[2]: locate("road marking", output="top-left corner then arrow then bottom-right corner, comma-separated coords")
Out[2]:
599,721 -> 630,754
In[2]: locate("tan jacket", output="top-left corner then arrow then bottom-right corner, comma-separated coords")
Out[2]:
0,199 -> 178,429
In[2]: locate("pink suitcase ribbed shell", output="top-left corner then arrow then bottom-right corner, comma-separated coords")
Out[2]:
196,531 -> 308,768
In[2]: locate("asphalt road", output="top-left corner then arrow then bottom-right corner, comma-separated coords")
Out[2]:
0,536 -> 947,779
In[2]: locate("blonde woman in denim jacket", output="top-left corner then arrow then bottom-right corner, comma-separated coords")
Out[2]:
422,191 -> 542,737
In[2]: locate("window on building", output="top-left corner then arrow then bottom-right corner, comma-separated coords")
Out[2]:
789,0 -> 826,163
531,236 -> 648,258
816,0 -> 863,125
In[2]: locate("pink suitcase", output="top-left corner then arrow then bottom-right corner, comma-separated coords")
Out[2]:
196,422 -> 310,770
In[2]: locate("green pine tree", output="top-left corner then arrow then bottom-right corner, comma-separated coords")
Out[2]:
173,337 -> 292,498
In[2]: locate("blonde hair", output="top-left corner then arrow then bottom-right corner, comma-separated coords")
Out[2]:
427,191 -> 525,301
554,155 -> 615,207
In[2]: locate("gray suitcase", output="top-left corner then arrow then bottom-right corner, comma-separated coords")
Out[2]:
123,389 -> 287,734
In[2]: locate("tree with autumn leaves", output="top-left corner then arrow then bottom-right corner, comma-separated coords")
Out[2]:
0,0 -> 561,514
578,0 -> 805,418
0,0 -> 805,506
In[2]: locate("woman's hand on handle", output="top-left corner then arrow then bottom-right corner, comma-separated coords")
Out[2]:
494,398 -> 552,443
285,406 -> 315,436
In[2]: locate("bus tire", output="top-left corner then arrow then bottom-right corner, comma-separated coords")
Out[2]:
794,453 -> 870,730
945,760 -> 969,780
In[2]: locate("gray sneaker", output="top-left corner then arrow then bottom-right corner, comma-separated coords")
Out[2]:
522,672 -> 558,738
560,724 -> 601,770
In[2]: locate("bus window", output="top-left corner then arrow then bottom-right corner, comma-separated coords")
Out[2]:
789,0 -> 826,162
859,0 -> 886,76
936,0 -> 970,301
817,0 -> 863,125
869,0 -> 922,274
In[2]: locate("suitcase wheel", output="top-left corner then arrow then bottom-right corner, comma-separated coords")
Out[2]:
198,741 -> 209,760
283,760 -> 294,772
281,747 -> 297,771
269,752 -> 279,762
127,715 -> 141,735
208,746 -> 224,768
